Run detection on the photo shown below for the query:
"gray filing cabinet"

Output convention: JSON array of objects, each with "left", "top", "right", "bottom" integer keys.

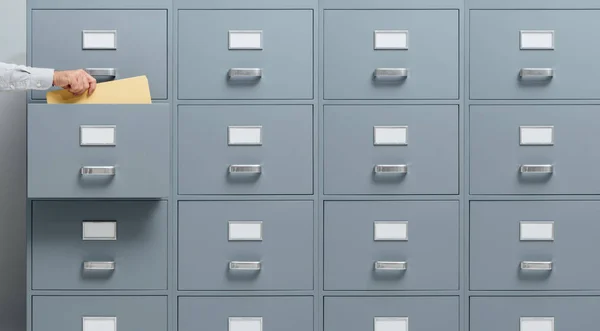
[{"left": 26, "top": 0, "right": 600, "bottom": 331}]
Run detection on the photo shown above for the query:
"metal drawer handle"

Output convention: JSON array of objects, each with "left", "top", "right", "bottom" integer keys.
[
  {"left": 520, "top": 164, "right": 553, "bottom": 174},
  {"left": 80, "top": 166, "right": 116, "bottom": 176},
  {"left": 228, "top": 68, "right": 262, "bottom": 79},
  {"left": 84, "top": 68, "right": 117, "bottom": 81},
  {"left": 374, "top": 261, "right": 407, "bottom": 271},
  {"left": 373, "top": 68, "right": 408, "bottom": 79},
  {"left": 519, "top": 68, "right": 554, "bottom": 79},
  {"left": 83, "top": 261, "right": 115, "bottom": 271},
  {"left": 229, "top": 164, "right": 261, "bottom": 174},
  {"left": 520, "top": 261, "right": 552, "bottom": 271},
  {"left": 374, "top": 164, "right": 408, "bottom": 174},
  {"left": 229, "top": 261, "right": 261, "bottom": 271}
]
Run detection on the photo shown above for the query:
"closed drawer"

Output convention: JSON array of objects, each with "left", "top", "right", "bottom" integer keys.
[
  {"left": 324, "top": 105, "right": 458, "bottom": 195},
  {"left": 470, "top": 105, "right": 600, "bottom": 195},
  {"left": 33, "top": 296, "right": 166, "bottom": 331},
  {"left": 27, "top": 104, "right": 169, "bottom": 198},
  {"left": 471, "top": 297, "right": 600, "bottom": 331},
  {"left": 178, "top": 105, "right": 313, "bottom": 195},
  {"left": 178, "top": 201, "right": 313, "bottom": 291},
  {"left": 323, "top": 10, "right": 458, "bottom": 100},
  {"left": 179, "top": 297, "right": 313, "bottom": 331},
  {"left": 32, "top": 201, "right": 167, "bottom": 290},
  {"left": 470, "top": 201, "right": 600, "bottom": 291},
  {"left": 470, "top": 10, "right": 600, "bottom": 100},
  {"left": 324, "top": 201, "right": 459, "bottom": 291},
  {"left": 178, "top": 10, "right": 313, "bottom": 100},
  {"left": 325, "top": 297, "right": 459, "bottom": 331},
  {"left": 31, "top": 10, "right": 167, "bottom": 100}
]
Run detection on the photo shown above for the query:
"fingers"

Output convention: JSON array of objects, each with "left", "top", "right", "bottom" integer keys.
[
  {"left": 86, "top": 73, "right": 97, "bottom": 95},
  {"left": 54, "top": 69, "right": 98, "bottom": 95}
]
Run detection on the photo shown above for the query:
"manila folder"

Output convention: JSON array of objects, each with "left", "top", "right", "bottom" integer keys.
[{"left": 46, "top": 75, "right": 151, "bottom": 104}]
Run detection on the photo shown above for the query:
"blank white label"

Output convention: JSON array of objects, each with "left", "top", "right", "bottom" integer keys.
[
  {"left": 80, "top": 126, "right": 116, "bottom": 146},
  {"left": 83, "top": 221, "right": 117, "bottom": 240},
  {"left": 520, "top": 126, "right": 553, "bottom": 146},
  {"left": 520, "top": 317, "right": 554, "bottom": 331},
  {"left": 374, "top": 30, "right": 408, "bottom": 50},
  {"left": 374, "top": 126, "right": 408, "bottom": 145},
  {"left": 374, "top": 221, "right": 408, "bottom": 241},
  {"left": 374, "top": 317, "right": 408, "bottom": 331},
  {"left": 228, "top": 221, "right": 263, "bottom": 241},
  {"left": 229, "top": 30, "right": 263, "bottom": 50},
  {"left": 520, "top": 221, "right": 554, "bottom": 241},
  {"left": 83, "top": 317, "right": 117, "bottom": 331},
  {"left": 228, "top": 126, "right": 262, "bottom": 145},
  {"left": 82, "top": 30, "right": 117, "bottom": 50},
  {"left": 520, "top": 30, "right": 554, "bottom": 50},
  {"left": 229, "top": 317, "right": 262, "bottom": 331}
]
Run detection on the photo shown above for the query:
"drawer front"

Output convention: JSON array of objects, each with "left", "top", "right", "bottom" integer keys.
[
  {"left": 33, "top": 296, "right": 166, "bottom": 331},
  {"left": 470, "top": 201, "right": 600, "bottom": 291},
  {"left": 470, "top": 10, "right": 600, "bottom": 100},
  {"left": 178, "top": 10, "right": 313, "bottom": 100},
  {"left": 179, "top": 297, "right": 313, "bottom": 331},
  {"left": 470, "top": 105, "right": 600, "bottom": 195},
  {"left": 325, "top": 297, "right": 459, "bottom": 331},
  {"left": 178, "top": 201, "right": 313, "bottom": 291},
  {"left": 27, "top": 104, "right": 170, "bottom": 199},
  {"left": 323, "top": 10, "right": 458, "bottom": 100},
  {"left": 178, "top": 105, "right": 313, "bottom": 195},
  {"left": 471, "top": 297, "right": 600, "bottom": 331},
  {"left": 324, "top": 105, "right": 458, "bottom": 195},
  {"left": 31, "top": 10, "right": 167, "bottom": 100},
  {"left": 32, "top": 201, "right": 167, "bottom": 290},
  {"left": 324, "top": 201, "right": 459, "bottom": 291}
]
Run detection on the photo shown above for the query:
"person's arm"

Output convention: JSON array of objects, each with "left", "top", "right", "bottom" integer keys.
[{"left": 0, "top": 62, "right": 54, "bottom": 91}]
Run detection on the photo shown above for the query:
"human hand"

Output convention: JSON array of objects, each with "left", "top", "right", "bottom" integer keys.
[{"left": 52, "top": 69, "right": 97, "bottom": 95}]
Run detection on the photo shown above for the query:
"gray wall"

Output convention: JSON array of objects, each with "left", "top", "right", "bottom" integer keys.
[{"left": 0, "top": 0, "right": 27, "bottom": 330}]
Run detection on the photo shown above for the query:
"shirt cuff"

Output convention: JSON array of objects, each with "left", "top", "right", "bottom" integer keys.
[{"left": 26, "top": 67, "right": 54, "bottom": 90}]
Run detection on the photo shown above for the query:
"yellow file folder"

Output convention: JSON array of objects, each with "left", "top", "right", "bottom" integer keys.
[{"left": 46, "top": 75, "right": 152, "bottom": 104}]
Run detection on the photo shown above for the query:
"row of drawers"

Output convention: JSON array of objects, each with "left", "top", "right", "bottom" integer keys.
[
  {"left": 27, "top": 103, "right": 600, "bottom": 198},
  {"left": 30, "top": 9, "right": 600, "bottom": 100},
  {"left": 32, "top": 295, "right": 600, "bottom": 331},
  {"left": 30, "top": 200, "right": 600, "bottom": 291}
]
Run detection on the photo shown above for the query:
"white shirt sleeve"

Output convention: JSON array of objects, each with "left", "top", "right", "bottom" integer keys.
[{"left": 0, "top": 62, "right": 54, "bottom": 91}]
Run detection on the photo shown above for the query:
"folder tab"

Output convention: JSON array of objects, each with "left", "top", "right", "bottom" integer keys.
[{"left": 46, "top": 75, "right": 152, "bottom": 104}]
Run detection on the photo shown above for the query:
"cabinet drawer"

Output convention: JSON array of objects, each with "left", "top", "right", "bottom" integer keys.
[
  {"left": 470, "top": 105, "right": 600, "bottom": 195},
  {"left": 177, "top": 105, "right": 313, "bottom": 195},
  {"left": 178, "top": 10, "right": 313, "bottom": 100},
  {"left": 323, "top": 10, "right": 458, "bottom": 100},
  {"left": 33, "top": 296, "right": 166, "bottom": 331},
  {"left": 324, "top": 105, "right": 458, "bottom": 195},
  {"left": 325, "top": 297, "right": 459, "bottom": 331},
  {"left": 31, "top": 10, "right": 167, "bottom": 100},
  {"left": 470, "top": 201, "right": 600, "bottom": 291},
  {"left": 178, "top": 201, "right": 313, "bottom": 291},
  {"left": 324, "top": 201, "right": 459, "bottom": 291},
  {"left": 32, "top": 201, "right": 167, "bottom": 290},
  {"left": 179, "top": 297, "right": 313, "bottom": 331},
  {"left": 27, "top": 104, "right": 170, "bottom": 198},
  {"left": 470, "top": 10, "right": 600, "bottom": 100},
  {"left": 471, "top": 297, "right": 600, "bottom": 331}
]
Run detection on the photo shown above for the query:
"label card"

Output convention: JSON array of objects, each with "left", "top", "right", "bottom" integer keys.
[
  {"left": 374, "top": 30, "right": 409, "bottom": 50},
  {"left": 374, "top": 126, "right": 408, "bottom": 146},
  {"left": 520, "top": 30, "right": 554, "bottom": 50},
  {"left": 82, "top": 30, "right": 117, "bottom": 50},
  {"left": 374, "top": 317, "right": 409, "bottom": 331},
  {"left": 80, "top": 125, "right": 116, "bottom": 146},
  {"left": 520, "top": 126, "right": 554, "bottom": 146},
  {"left": 520, "top": 317, "right": 554, "bottom": 331},
  {"left": 228, "top": 126, "right": 262, "bottom": 146},
  {"left": 520, "top": 221, "right": 554, "bottom": 241},
  {"left": 229, "top": 317, "right": 263, "bottom": 331},
  {"left": 228, "top": 221, "right": 263, "bottom": 241},
  {"left": 82, "top": 317, "right": 117, "bottom": 331},
  {"left": 374, "top": 221, "right": 408, "bottom": 241},
  {"left": 83, "top": 221, "right": 117, "bottom": 241},
  {"left": 229, "top": 30, "right": 263, "bottom": 50}
]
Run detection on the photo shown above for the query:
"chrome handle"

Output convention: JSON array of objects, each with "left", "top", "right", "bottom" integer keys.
[
  {"left": 84, "top": 68, "right": 117, "bottom": 81},
  {"left": 83, "top": 261, "right": 115, "bottom": 271},
  {"left": 228, "top": 68, "right": 262, "bottom": 79},
  {"left": 80, "top": 166, "right": 116, "bottom": 176},
  {"left": 229, "top": 261, "right": 261, "bottom": 271},
  {"left": 228, "top": 164, "right": 261, "bottom": 174},
  {"left": 373, "top": 68, "right": 408, "bottom": 79},
  {"left": 374, "top": 164, "right": 408, "bottom": 174},
  {"left": 520, "top": 261, "right": 552, "bottom": 271},
  {"left": 520, "top": 164, "right": 553, "bottom": 174},
  {"left": 519, "top": 68, "right": 554, "bottom": 79},
  {"left": 374, "top": 261, "right": 407, "bottom": 271}
]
